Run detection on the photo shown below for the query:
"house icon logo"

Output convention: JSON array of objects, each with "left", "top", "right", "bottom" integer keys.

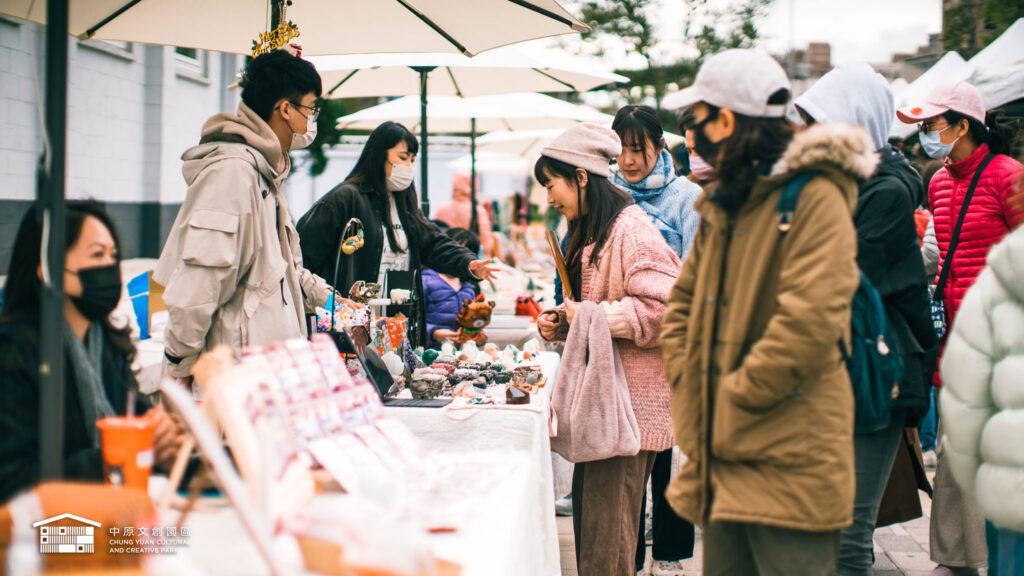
[{"left": 32, "top": 513, "right": 100, "bottom": 554}]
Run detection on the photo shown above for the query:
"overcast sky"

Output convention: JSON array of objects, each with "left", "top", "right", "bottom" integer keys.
[
  {"left": 755, "top": 0, "right": 943, "bottom": 64},
  {"left": 559, "top": 0, "right": 944, "bottom": 69}
]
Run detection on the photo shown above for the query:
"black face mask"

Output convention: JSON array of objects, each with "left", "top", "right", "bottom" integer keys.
[{"left": 68, "top": 264, "right": 122, "bottom": 321}]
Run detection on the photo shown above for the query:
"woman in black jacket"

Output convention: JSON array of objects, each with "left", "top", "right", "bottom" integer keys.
[
  {"left": 795, "top": 62, "right": 937, "bottom": 576},
  {"left": 0, "top": 201, "right": 184, "bottom": 504},
  {"left": 296, "top": 121, "right": 497, "bottom": 346}
]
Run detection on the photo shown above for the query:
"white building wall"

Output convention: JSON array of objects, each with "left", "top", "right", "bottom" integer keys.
[
  {"left": 0, "top": 16, "right": 243, "bottom": 272},
  {"left": 1, "top": 17, "right": 44, "bottom": 201}
]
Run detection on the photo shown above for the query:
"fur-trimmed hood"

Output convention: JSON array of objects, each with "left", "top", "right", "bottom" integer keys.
[{"left": 771, "top": 122, "right": 879, "bottom": 181}]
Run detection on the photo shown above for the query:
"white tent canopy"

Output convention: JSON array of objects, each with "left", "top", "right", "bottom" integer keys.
[
  {"left": 336, "top": 93, "right": 614, "bottom": 133},
  {"left": 967, "top": 18, "right": 1024, "bottom": 70},
  {"left": 890, "top": 51, "right": 973, "bottom": 138},
  {"left": 967, "top": 18, "right": 1024, "bottom": 110},
  {"left": 313, "top": 44, "right": 627, "bottom": 99},
  {"left": 891, "top": 19, "right": 1024, "bottom": 139},
  {"left": 2, "top": 0, "right": 589, "bottom": 57}
]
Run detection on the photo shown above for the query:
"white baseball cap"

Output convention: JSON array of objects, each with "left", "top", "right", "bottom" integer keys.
[{"left": 662, "top": 49, "right": 792, "bottom": 118}]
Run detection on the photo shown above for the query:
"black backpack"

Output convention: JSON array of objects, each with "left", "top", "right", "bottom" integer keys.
[{"left": 778, "top": 172, "right": 904, "bottom": 433}]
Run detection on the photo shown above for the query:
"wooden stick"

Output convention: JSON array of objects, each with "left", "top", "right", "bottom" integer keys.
[
  {"left": 545, "top": 230, "right": 574, "bottom": 302},
  {"left": 156, "top": 435, "right": 195, "bottom": 519}
]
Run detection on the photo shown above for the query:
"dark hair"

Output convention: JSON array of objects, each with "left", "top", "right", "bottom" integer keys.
[
  {"left": 533, "top": 156, "right": 634, "bottom": 291},
  {"left": 920, "top": 160, "right": 944, "bottom": 208},
  {"left": 345, "top": 121, "right": 430, "bottom": 252},
  {"left": 677, "top": 108, "right": 695, "bottom": 136},
  {"left": 709, "top": 89, "right": 796, "bottom": 210},
  {"left": 240, "top": 51, "right": 323, "bottom": 121},
  {"left": 613, "top": 105, "right": 664, "bottom": 165},
  {"left": 673, "top": 144, "right": 691, "bottom": 176},
  {"left": 445, "top": 227, "right": 480, "bottom": 256},
  {"left": 941, "top": 109, "right": 1020, "bottom": 157},
  {"left": 0, "top": 201, "right": 135, "bottom": 364}
]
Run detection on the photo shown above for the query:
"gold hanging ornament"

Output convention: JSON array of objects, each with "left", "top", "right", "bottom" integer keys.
[
  {"left": 251, "top": 1, "right": 301, "bottom": 57},
  {"left": 251, "top": 20, "right": 300, "bottom": 56}
]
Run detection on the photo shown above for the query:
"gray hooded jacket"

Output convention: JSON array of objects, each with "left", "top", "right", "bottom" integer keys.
[{"left": 154, "top": 102, "right": 332, "bottom": 378}]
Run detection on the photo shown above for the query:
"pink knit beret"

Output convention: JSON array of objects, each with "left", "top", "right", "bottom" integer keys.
[{"left": 540, "top": 123, "right": 621, "bottom": 178}]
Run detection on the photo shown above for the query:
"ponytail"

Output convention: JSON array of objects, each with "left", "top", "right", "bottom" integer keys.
[
  {"left": 981, "top": 109, "right": 1019, "bottom": 156},
  {"left": 944, "top": 109, "right": 1021, "bottom": 156}
]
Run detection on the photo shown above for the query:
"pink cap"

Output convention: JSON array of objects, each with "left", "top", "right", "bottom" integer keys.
[{"left": 897, "top": 81, "right": 985, "bottom": 125}]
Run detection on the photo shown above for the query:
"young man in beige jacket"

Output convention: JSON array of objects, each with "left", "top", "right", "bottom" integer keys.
[{"left": 155, "top": 50, "right": 342, "bottom": 379}]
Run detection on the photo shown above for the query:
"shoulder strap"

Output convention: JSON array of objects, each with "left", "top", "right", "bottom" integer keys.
[
  {"left": 777, "top": 172, "right": 817, "bottom": 234},
  {"left": 934, "top": 153, "right": 996, "bottom": 300}
]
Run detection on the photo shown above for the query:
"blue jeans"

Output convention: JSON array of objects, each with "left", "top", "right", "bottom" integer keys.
[
  {"left": 837, "top": 411, "right": 906, "bottom": 576},
  {"left": 919, "top": 388, "right": 937, "bottom": 452},
  {"left": 995, "top": 528, "right": 1024, "bottom": 575}
]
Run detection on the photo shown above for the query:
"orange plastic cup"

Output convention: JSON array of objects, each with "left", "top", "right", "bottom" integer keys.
[{"left": 96, "top": 415, "right": 156, "bottom": 491}]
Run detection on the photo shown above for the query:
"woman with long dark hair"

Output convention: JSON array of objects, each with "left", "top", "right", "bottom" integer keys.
[
  {"left": 297, "top": 121, "right": 496, "bottom": 345},
  {"left": 0, "top": 201, "right": 184, "bottom": 504},
  {"left": 536, "top": 123, "right": 681, "bottom": 576},
  {"left": 661, "top": 49, "right": 877, "bottom": 574}
]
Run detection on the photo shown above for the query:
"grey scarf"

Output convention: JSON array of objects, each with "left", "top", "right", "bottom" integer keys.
[{"left": 63, "top": 321, "right": 115, "bottom": 447}]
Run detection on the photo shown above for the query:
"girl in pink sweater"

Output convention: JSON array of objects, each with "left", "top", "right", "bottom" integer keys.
[{"left": 537, "top": 123, "right": 681, "bottom": 576}]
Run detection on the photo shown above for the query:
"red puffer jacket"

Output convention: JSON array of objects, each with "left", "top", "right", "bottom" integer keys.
[{"left": 931, "top": 143, "right": 1023, "bottom": 385}]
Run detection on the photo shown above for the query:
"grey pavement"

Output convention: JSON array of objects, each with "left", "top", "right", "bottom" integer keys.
[{"left": 557, "top": 469, "right": 987, "bottom": 576}]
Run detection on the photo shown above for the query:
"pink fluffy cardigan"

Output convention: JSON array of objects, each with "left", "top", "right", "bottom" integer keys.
[{"left": 544, "top": 205, "right": 681, "bottom": 451}]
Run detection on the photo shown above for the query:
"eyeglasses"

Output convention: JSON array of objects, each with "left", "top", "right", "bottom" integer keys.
[
  {"left": 288, "top": 101, "right": 321, "bottom": 121},
  {"left": 917, "top": 121, "right": 949, "bottom": 135}
]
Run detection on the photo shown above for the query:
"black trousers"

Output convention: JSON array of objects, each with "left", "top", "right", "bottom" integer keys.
[{"left": 635, "top": 448, "right": 696, "bottom": 569}]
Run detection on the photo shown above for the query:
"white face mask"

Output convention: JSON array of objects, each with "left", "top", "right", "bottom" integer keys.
[
  {"left": 386, "top": 162, "right": 415, "bottom": 192},
  {"left": 289, "top": 109, "right": 318, "bottom": 150}
]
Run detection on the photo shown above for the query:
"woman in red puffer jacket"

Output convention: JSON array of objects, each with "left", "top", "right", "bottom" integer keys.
[
  {"left": 898, "top": 82, "right": 1023, "bottom": 351},
  {"left": 898, "top": 80, "right": 1023, "bottom": 576}
]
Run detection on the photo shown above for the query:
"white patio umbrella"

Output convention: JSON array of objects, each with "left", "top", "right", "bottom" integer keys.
[
  {"left": 474, "top": 127, "right": 686, "bottom": 161},
  {"left": 313, "top": 44, "right": 627, "bottom": 216},
  {"left": 3, "top": 0, "right": 589, "bottom": 57},
  {"left": 336, "top": 92, "right": 614, "bottom": 132},
  {"left": 337, "top": 92, "right": 615, "bottom": 229},
  {"left": 446, "top": 152, "right": 532, "bottom": 177},
  {"left": 313, "top": 44, "right": 628, "bottom": 98},
  {"left": 4, "top": 0, "right": 590, "bottom": 487}
]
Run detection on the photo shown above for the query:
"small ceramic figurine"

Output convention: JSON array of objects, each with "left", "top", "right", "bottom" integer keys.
[
  {"left": 348, "top": 281, "right": 381, "bottom": 304},
  {"left": 454, "top": 294, "right": 495, "bottom": 344}
]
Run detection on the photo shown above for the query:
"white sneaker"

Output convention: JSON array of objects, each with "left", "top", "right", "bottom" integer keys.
[
  {"left": 923, "top": 450, "right": 937, "bottom": 469},
  {"left": 652, "top": 560, "right": 686, "bottom": 576}
]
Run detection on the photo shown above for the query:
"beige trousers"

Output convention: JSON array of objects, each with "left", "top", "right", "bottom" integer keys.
[{"left": 930, "top": 389, "right": 988, "bottom": 568}]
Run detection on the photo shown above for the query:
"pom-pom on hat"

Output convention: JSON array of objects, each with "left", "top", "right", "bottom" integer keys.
[{"left": 539, "top": 123, "right": 622, "bottom": 178}]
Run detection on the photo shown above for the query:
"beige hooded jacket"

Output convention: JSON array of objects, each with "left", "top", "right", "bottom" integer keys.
[{"left": 154, "top": 102, "right": 333, "bottom": 378}]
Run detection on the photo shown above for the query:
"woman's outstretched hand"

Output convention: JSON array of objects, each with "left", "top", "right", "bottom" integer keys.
[{"left": 468, "top": 259, "right": 500, "bottom": 282}]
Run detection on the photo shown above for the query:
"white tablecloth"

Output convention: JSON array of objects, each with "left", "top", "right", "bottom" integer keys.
[
  {"left": 384, "top": 351, "right": 562, "bottom": 576},
  {"left": 173, "top": 453, "right": 540, "bottom": 576}
]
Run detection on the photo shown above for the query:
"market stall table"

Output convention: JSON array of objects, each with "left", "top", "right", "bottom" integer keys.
[{"left": 384, "top": 351, "right": 561, "bottom": 576}]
